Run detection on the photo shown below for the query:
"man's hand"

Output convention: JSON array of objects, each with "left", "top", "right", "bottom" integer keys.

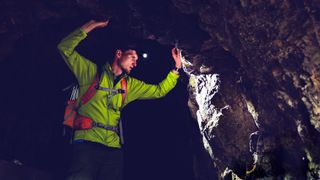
[
  {"left": 81, "top": 20, "right": 109, "bottom": 34},
  {"left": 171, "top": 48, "right": 182, "bottom": 69}
]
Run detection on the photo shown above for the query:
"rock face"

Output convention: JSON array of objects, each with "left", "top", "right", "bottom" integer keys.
[{"left": 0, "top": 0, "right": 320, "bottom": 179}]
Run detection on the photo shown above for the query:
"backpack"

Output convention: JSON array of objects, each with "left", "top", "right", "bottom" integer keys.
[{"left": 63, "top": 68, "right": 127, "bottom": 144}]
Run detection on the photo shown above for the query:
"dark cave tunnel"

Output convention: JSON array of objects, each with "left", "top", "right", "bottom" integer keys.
[{"left": 1, "top": 0, "right": 320, "bottom": 180}]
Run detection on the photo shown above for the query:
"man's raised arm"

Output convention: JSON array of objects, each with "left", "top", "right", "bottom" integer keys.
[
  {"left": 57, "top": 20, "right": 108, "bottom": 60},
  {"left": 125, "top": 48, "right": 183, "bottom": 103},
  {"left": 57, "top": 20, "right": 108, "bottom": 85}
]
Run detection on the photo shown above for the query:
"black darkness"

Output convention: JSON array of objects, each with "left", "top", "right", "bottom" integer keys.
[{"left": 0, "top": 16, "right": 196, "bottom": 180}]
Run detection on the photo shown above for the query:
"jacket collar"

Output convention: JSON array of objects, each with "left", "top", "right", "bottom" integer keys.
[{"left": 104, "top": 62, "right": 128, "bottom": 81}]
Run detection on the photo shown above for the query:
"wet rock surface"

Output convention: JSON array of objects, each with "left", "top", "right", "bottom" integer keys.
[{"left": 0, "top": 0, "right": 320, "bottom": 179}]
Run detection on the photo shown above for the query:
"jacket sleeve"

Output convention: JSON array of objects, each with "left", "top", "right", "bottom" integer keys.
[
  {"left": 57, "top": 28, "right": 96, "bottom": 85},
  {"left": 126, "top": 71, "right": 179, "bottom": 103}
]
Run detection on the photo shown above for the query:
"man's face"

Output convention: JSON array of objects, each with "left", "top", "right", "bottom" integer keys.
[{"left": 118, "top": 49, "right": 138, "bottom": 74}]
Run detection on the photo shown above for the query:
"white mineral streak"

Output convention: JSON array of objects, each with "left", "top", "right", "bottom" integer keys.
[
  {"left": 246, "top": 100, "right": 261, "bottom": 165},
  {"left": 246, "top": 100, "right": 260, "bottom": 129},
  {"left": 181, "top": 53, "right": 230, "bottom": 159},
  {"left": 193, "top": 74, "right": 229, "bottom": 158}
]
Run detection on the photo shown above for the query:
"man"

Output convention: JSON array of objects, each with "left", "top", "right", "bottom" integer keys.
[{"left": 57, "top": 20, "right": 182, "bottom": 180}]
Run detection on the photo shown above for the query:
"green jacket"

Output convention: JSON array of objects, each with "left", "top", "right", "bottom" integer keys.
[{"left": 57, "top": 28, "right": 179, "bottom": 148}]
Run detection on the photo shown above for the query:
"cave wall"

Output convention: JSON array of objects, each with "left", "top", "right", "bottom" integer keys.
[
  {"left": 176, "top": 0, "right": 320, "bottom": 179},
  {"left": 1, "top": 0, "right": 320, "bottom": 179}
]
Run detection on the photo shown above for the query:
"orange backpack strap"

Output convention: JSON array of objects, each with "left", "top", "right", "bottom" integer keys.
[
  {"left": 120, "top": 78, "right": 127, "bottom": 110},
  {"left": 63, "top": 72, "right": 100, "bottom": 129},
  {"left": 80, "top": 74, "right": 99, "bottom": 105},
  {"left": 119, "top": 78, "right": 127, "bottom": 145}
]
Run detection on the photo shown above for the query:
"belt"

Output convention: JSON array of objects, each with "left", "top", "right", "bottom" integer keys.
[{"left": 92, "top": 121, "right": 119, "bottom": 134}]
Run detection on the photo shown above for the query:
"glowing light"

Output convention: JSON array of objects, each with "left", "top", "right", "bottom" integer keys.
[{"left": 142, "top": 53, "right": 148, "bottom": 59}]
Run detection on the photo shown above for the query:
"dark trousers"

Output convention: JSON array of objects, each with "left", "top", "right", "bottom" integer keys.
[{"left": 66, "top": 141, "right": 123, "bottom": 180}]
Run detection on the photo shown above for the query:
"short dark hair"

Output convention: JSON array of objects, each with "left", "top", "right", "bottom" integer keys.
[
  {"left": 116, "top": 40, "right": 140, "bottom": 52},
  {"left": 100, "top": 41, "right": 137, "bottom": 62}
]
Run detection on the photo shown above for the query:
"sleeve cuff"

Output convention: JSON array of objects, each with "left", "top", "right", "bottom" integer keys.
[
  {"left": 78, "top": 28, "right": 88, "bottom": 38},
  {"left": 168, "top": 70, "right": 180, "bottom": 79}
]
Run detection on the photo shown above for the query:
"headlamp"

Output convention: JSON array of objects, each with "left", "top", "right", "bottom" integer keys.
[{"left": 142, "top": 53, "right": 148, "bottom": 59}]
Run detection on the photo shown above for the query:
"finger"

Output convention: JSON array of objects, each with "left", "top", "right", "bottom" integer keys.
[
  {"left": 94, "top": 21, "right": 108, "bottom": 28},
  {"left": 177, "top": 49, "right": 182, "bottom": 57},
  {"left": 101, "top": 20, "right": 109, "bottom": 26},
  {"left": 171, "top": 48, "right": 176, "bottom": 56},
  {"left": 173, "top": 47, "right": 179, "bottom": 54},
  {"left": 87, "top": 20, "right": 96, "bottom": 26},
  {"left": 103, "top": 21, "right": 109, "bottom": 27}
]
